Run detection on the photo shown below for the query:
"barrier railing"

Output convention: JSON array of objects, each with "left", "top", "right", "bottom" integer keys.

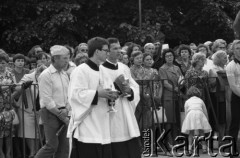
[
  {"left": 136, "top": 79, "right": 177, "bottom": 156},
  {"left": 136, "top": 76, "right": 229, "bottom": 156},
  {"left": 0, "top": 84, "right": 41, "bottom": 158},
  {"left": 0, "top": 75, "right": 229, "bottom": 157}
]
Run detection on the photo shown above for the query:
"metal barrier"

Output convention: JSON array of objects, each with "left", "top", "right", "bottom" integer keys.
[
  {"left": 178, "top": 76, "right": 227, "bottom": 131},
  {"left": 0, "top": 75, "right": 229, "bottom": 157},
  {"left": 0, "top": 84, "right": 41, "bottom": 158},
  {"left": 136, "top": 79, "right": 178, "bottom": 156},
  {"left": 136, "top": 76, "right": 228, "bottom": 156}
]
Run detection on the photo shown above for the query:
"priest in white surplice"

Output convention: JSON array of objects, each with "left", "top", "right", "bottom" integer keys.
[
  {"left": 100, "top": 38, "right": 141, "bottom": 157},
  {"left": 67, "top": 37, "right": 141, "bottom": 158}
]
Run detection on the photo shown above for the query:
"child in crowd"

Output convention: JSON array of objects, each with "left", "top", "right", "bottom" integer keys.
[{"left": 181, "top": 86, "right": 212, "bottom": 154}]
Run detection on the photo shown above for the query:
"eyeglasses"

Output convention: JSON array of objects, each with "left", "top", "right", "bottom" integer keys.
[
  {"left": 219, "top": 47, "right": 226, "bottom": 50},
  {"left": 165, "top": 55, "right": 173, "bottom": 58},
  {"left": 80, "top": 49, "right": 88, "bottom": 52},
  {"left": 101, "top": 49, "right": 109, "bottom": 53}
]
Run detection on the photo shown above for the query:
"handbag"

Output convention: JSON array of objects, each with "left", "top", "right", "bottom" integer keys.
[
  {"left": 11, "top": 109, "right": 19, "bottom": 125},
  {"left": 153, "top": 107, "right": 167, "bottom": 123}
]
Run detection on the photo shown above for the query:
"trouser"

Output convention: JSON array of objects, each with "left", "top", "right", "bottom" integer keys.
[
  {"left": 229, "top": 92, "right": 240, "bottom": 151},
  {"left": 35, "top": 108, "right": 69, "bottom": 158}
]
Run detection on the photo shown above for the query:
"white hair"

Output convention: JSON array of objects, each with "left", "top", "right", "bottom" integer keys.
[
  {"left": 144, "top": 43, "right": 155, "bottom": 49},
  {"left": 212, "top": 50, "right": 227, "bottom": 66}
]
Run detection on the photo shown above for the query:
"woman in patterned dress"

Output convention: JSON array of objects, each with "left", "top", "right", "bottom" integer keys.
[
  {"left": 0, "top": 54, "right": 16, "bottom": 158},
  {"left": 185, "top": 53, "right": 208, "bottom": 100},
  {"left": 130, "top": 51, "right": 144, "bottom": 80},
  {"left": 132, "top": 52, "right": 162, "bottom": 131}
]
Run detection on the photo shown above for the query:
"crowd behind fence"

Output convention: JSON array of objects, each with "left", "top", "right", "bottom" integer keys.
[{"left": 0, "top": 75, "right": 230, "bottom": 157}]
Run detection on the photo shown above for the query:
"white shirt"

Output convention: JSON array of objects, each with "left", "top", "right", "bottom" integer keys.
[
  {"left": 203, "top": 58, "right": 214, "bottom": 74},
  {"left": 66, "top": 61, "right": 76, "bottom": 77},
  {"left": 38, "top": 64, "right": 69, "bottom": 109},
  {"left": 226, "top": 60, "right": 240, "bottom": 97},
  {"left": 184, "top": 96, "right": 208, "bottom": 119}
]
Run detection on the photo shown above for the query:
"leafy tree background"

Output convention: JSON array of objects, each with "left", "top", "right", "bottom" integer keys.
[{"left": 0, "top": 0, "right": 239, "bottom": 55}]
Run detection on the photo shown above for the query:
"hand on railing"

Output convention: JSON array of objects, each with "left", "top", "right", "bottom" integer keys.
[{"left": 22, "top": 81, "right": 33, "bottom": 89}]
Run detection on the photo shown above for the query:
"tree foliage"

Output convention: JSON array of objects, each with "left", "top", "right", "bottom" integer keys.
[{"left": 0, "top": 0, "right": 239, "bottom": 55}]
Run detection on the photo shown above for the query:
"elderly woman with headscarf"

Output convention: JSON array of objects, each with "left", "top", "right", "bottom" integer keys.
[
  {"left": 208, "top": 50, "right": 228, "bottom": 143},
  {"left": 144, "top": 43, "right": 155, "bottom": 55},
  {"left": 73, "top": 43, "right": 88, "bottom": 59}
]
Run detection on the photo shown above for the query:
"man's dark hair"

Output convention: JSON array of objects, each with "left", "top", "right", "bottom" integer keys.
[
  {"left": 13, "top": 53, "right": 26, "bottom": 63},
  {"left": 88, "top": 37, "right": 109, "bottom": 58},
  {"left": 36, "top": 52, "right": 48, "bottom": 61},
  {"left": 124, "top": 42, "right": 133, "bottom": 47},
  {"left": 107, "top": 38, "right": 119, "bottom": 47}
]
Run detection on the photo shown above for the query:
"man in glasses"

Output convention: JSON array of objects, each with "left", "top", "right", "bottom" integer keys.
[{"left": 68, "top": 37, "right": 120, "bottom": 158}]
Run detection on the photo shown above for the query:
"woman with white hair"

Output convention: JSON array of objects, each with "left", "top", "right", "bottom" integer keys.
[
  {"left": 144, "top": 43, "right": 155, "bottom": 55},
  {"left": 73, "top": 43, "right": 88, "bottom": 59},
  {"left": 212, "top": 39, "right": 227, "bottom": 54},
  {"left": 208, "top": 50, "right": 228, "bottom": 145},
  {"left": 185, "top": 53, "right": 208, "bottom": 95}
]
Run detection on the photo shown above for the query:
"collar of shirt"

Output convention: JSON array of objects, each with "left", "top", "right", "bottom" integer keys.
[
  {"left": 86, "top": 59, "right": 99, "bottom": 71},
  {"left": 69, "top": 61, "right": 76, "bottom": 67},
  {"left": 49, "top": 64, "right": 66, "bottom": 74},
  {"left": 103, "top": 59, "right": 118, "bottom": 70},
  {"left": 234, "top": 58, "right": 240, "bottom": 65}
]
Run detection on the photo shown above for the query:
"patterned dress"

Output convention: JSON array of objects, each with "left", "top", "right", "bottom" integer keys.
[
  {"left": 0, "top": 70, "right": 16, "bottom": 138},
  {"left": 176, "top": 60, "right": 191, "bottom": 76},
  {"left": 130, "top": 65, "right": 145, "bottom": 80},
  {"left": 185, "top": 68, "right": 208, "bottom": 99},
  {"left": 131, "top": 65, "right": 161, "bottom": 130}
]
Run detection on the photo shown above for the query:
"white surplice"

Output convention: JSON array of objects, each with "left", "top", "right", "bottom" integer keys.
[
  {"left": 99, "top": 61, "right": 140, "bottom": 142},
  {"left": 67, "top": 60, "right": 140, "bottom": 147}
]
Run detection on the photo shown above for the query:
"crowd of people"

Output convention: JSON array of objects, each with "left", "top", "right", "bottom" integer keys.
[{"left": 0, "top": 37, "right": 239, "bottom": 158}]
